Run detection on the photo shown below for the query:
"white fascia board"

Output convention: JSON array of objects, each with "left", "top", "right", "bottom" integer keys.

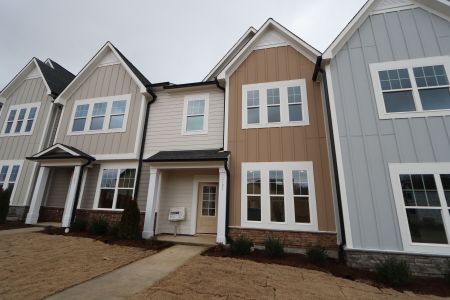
[
  {"left": 32, "top": 143, "right": 80, "bottom": 158},
  {"left": 54, "top": 42, "right": 148, "bottom": 105},
  {"left": 218, "top": 19, "right": 321, "bottom": 80}
]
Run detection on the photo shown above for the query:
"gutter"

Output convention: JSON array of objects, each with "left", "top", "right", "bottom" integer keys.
[
  {"left": 313, "top": 56, "right": 347, "bottom": 259},
  {"left": 133, "top": 87, "right": 157, "bottom": 201}
]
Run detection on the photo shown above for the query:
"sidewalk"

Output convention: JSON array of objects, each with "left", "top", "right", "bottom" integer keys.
[{"left": 47, "top": 244, "right": 207, "bottom": 300}]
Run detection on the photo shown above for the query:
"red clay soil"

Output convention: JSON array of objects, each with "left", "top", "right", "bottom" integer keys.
[
  {"left": 0, "top": 221, "right": 33, "bottom": 230},
  {"left": 203, "top": 246, "right": 450, "bottom": 298}
]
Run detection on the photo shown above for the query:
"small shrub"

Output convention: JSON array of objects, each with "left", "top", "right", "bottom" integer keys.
[
  {"left": 264, "top": 237, "right": 284, "bottom": 258},
  {"left": 0, "top": 188, "right": 12, "bottom": 224},
  {"left": 118, "top": 199, "right": 141, "bottom": 240},
  {"left": 89, "top": 218, "right": 109, "bottom": 235},
  {"left": 230, "top": 235, "right": 253, "bottom": 256},
  {"left": 70, "top": 219, "right": 87, "bottom": 232},
  {"left": 306, "top": 246, "right": 328, "bottom": 266},
  {"left": 376, "top": 257, "right": 411, "bottom": 287},
  {"left": 109, "top": 224, "right": 120, "bottom": 238},
  {"left": 445, "top": 261, "right": 450, "bottom": 283}
]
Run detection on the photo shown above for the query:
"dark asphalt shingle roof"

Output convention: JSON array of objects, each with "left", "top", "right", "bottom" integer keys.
[
  {"left": 145, "top": 149, "right": 230, "bottom": 162},
  {"left": 35, "top": 58, "right": 75, "bottom": 97}
]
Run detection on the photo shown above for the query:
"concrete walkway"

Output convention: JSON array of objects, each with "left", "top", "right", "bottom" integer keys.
[
  {"left": 47, "top": 244, "right": 207, "bottom": 300},
  {"left": 0, "top": 226, "right": 43, "bottom": 236}
]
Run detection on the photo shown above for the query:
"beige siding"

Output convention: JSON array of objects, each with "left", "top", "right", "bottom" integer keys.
[
  {"left": 227, "top": 46, "right": 336, "bottom": 232},
  {"left": 80, "top": 165, "right": 100, "bottom": 209},
  {"left": 0, "top": 77, "right": 54, "bottom": 206},
  {"left": 55, "top": 63, "right": 142, "bottom": 155},
  {"left": 145, "top": 87, "right": 224, "bottom": 156},
  {"left": 44, "top": 167, "right": 73, "bottom": 207}
]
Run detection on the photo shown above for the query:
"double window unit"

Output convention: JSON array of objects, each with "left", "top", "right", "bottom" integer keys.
[
  {"left": 242, "top": 79, "right": 309, "bottom": 128},
  {"left": 1, "top": 103, "right": 40, "bottom": 136},
  {"left": 68, "top": 95, "right": 130, "bottom": 134}
]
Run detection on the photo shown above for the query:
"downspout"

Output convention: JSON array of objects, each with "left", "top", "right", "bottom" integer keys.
[
  {"left": 313, "top": 56, "right": 347, "bottom": 260},
  {"left": 133, "top": 88, "right": 157, "bottom": 202},
  {"left": 215, "top": 77, "right": 232, "bottom": 243},
  {"left": 70, "top": 158, "right": 94, "bottom": 227}
]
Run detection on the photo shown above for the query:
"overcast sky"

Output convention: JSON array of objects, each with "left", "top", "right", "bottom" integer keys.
[{"left": 0, "top": 0, "right": 367, "bottom": 88}]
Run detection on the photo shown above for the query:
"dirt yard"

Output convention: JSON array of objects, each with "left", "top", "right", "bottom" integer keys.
[
  {"left": 0, "top": 232, "right": 154, "bottom": 300},
  {"left": 133, "top": 256, "right": 444, "bottom": 299}
]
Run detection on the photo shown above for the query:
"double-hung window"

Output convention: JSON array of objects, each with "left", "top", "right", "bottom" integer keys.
[
  {"left": 182, "top": 94, "right": 209, "bottom": 135},
  {"left": 0, "top": 161, "right": 22, "bottom": 203},
  {"left": 96, "top": 166, "right": 137, "bottom": 210},
  {"left": 1, "top": 103, "right": 40, "bottom": 136},
  {"left": 242, "top": 79, "right": 309, "bottom": 128},
  {"left": 69, "top": 95, "right": 131, "bottom": 134},
  {"left": 390, "top": 163, "right": 450, "bottom": 255},
  {"left": 241, "top": 162, "right": 318, "bottom": 231},
  {"left": 370, "top": 56, "right": 450, "bottom": 119}
]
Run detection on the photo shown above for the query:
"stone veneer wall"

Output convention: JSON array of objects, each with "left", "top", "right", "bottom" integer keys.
[
  {"left": 228, "top": 227, "right": 337, "bottom": 250},
  {"left": 7, "top": 206, "right": 29, "bottom": 221},
  {"left": 346, "top": 249, "right": 450, "bottom": 278}
]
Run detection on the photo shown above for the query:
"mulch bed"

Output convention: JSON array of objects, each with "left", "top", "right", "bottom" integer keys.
[
  {"left": 203, "top": 245, "right": 450, "bottom": 298},
  {"left": 0, "top": 221, "right": 33, "bottom": 231},
  {"left": 41, "top": 228, "right": 173, "bottom": 252}
]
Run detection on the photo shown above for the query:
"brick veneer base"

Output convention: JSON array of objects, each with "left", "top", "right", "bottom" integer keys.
[
  {"left": 39, "top": 207, "right": 64, "bottom": 222},
  {"left": 346, "top": 249, "right": 450, "bottom": 278},
  {"left": 75, "top": 209, "right": 146, "bottom": 230},
  {"left": 228, "top": 228, "right": 337, "bottom": 250},
  {"left": 7, "top": 206, "right": 29, "bottom": 221}
]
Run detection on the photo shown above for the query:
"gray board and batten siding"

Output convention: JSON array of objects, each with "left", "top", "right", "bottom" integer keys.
[{"left": 330, "top": 7, "right": 450, "bottom": 251}]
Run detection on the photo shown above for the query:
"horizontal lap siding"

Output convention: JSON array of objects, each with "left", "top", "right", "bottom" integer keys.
[
  {"left": 145, "top": 88, "right": 224, "bottom": 156},
  {"left": 228, "top": 46, "right": 335, "bottom": 232},
  {"left": 330, "top": 8, "right": 450, "bottom": 251},
  {"left": 0, "top": 77, "right": 53, "bottom": 206},
  {"left": 55, "top": 63, "right": 141, "bottom": 155}
]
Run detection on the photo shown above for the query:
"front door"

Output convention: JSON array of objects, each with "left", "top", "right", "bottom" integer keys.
[{"left": 196, "top": 183, "right": 218, "bottom": 234}]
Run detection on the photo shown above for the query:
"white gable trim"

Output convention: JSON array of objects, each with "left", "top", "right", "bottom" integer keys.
[
  {"left": 32, "top": 143, "right": 80, "bottom": 158},
  {"left": 54, "top": 42, "right": 149, "bottom": 105},
  {"left": 323, "top": 0, "right": 450, "bottom": 60},
  {"left": 217, "top": 19, "right": 321, "bottom": 80},
  {"left": 0, "top": 58, "right": 52, "bottom": 99}
]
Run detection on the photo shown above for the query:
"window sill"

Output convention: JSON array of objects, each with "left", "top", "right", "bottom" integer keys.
[
  {"left": 241, "top": 221, "right": 318, "bottom": 232},
  {"left": 0, "top": 132, "right": 34, "bottom": 138},
  {"left": 379, "top": 109, "right": 450, "bottom": 119},
  {"left": 242, "top": 121, "right": 310, "bottom": 129},
  {"left": 181, "top": 130, "right": 208, "bottom": 136},
  {"left": 93, "top": 208, "right": 125, "bottom": 212},
  {"left": 67, "top": 128, "right": 127, "bottom": 135}
]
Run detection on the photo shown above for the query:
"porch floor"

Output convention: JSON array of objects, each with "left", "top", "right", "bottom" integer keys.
[
  {"left": 36, "top": 222, "right": 62, "bottom": 227},
  {"left": 157, "top": 234, "right": 216, "bottom": 246}
]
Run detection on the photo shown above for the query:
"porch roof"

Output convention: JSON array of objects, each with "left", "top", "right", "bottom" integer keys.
[
  {"left": 27, "top": 143, "right": 95, "bottom": 162},
  {"left": 144, "top": 149, "right": 230, "bottom": 163}
]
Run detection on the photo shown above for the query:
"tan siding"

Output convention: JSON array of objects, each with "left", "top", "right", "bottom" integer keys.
[
  {"left": 55, "top": 63, "right": 142, "bottom": 155},
  {"left": 44, "top": 168, "right": 73, "bottom": 207},
  {"left": 80, "top": 165, "right": 100, "bottom": 209},
  {"left": 227, "top": 46, "right": 335, "bottom": 232}
]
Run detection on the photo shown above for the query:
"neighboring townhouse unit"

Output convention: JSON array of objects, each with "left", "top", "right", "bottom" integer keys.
[
  {"left": 215, "top": 19, "right": 338, "bottom": 250},
  {"left": 0, "top": 58, "right": 74, "bottom": 220},
  {"left": 316, "top": 0, "right": 450, "bottom": 276},
  {"left": 25, "top": 42, "right": 156, "bottom": 228}
]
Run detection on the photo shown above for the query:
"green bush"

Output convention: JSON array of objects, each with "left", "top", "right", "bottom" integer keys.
[
  {"left": 306, "top": 246, "right": 328, "bottom": 266},
  {"left": 70, "top": 219, "right": 87, "bottom": 232},
  {"left": 445, "top": 261, "right": 450, "bottom": 283},
  {"left": 118, "top": 199, "right": 141, "bottom": 240},
  {"left": 230, "top": 235, "right": 253, "bottom": 256},
  {"left": 376, "top": 257, "right": 412, "bottom": 287},
  {"left": 109, "top": 224, "right": 120, "bottom": 238},
  {"left": 264, "top": 237, "right": 284, "bottom": 258},
  {"left": 0, "top": 188, "right": 12, "bottom": 224},
  {"left": 89, "top": 218, "right": 109, "bottom": 235}
]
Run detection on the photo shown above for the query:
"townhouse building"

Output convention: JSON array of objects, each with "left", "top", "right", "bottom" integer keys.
[{"left": 316, "top": 0, "right": 450, "bottom": 276}]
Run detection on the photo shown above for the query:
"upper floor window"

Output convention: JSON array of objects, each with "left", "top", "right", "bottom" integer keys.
[
  {"left": 370, "top": 56, "right": 450, "bottom": 119},
  {"left": 68, "top": 95, "right": 131, "bottom": 135},
  {"left": 1, "top": 103, "right": 40, "bottom": 137},
  {"left": 182, "top": 94, "right": 209, "bottom": 135},
  {"left": 242, "top": 79, "right": 309, "bottom": 129}
]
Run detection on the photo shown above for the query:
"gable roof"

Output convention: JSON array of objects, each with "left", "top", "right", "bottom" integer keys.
[
  {"left": 0, "top": 58, "right": 74, "bottom": 100},
  {"left": 54, "top": 42, "right": 154, "bottom": 105},
  {"left": 322, "top": 0, "right": 450, "bottom": 60},
  {"left": 217, "top": 18, "right": 321, "bottom": 80},
  {"left": 27, "top": 143, "right": 95, "bottom": 162},
  {"left": 203, "top": 27, "right": 257, "bottom": 82}
]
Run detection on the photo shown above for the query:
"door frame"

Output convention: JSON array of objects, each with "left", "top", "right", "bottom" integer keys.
[{"left": 191, "top": 175, "right": 219, "bottom": 235}]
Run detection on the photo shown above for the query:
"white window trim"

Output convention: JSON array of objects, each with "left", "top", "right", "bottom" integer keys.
[
  {"left": 181, "top": 93, "right": 209, "bottom": 135},
  {"left": 241, "top": 161, "right": 318, "bottom": 231},
  {"left": 389, "top": 163, "right": 450, "bottom": 256},
  {"left": 242, "top": 79, "right": 309, "bottom": 129},
  {"left": 370, "top": 56, "right": 450, "bottom": 119},
  {"left": 93, "top": 161, "right": 138, "bottom": 211},
  {"left": 0, "top": 160, "right": 24, "bottom": 205},
  {"left": 0, "top": 103, "right": 41, "bottom": 137},
  {"left": 67, "top": 94, "right": 131, "bottom": 135}
]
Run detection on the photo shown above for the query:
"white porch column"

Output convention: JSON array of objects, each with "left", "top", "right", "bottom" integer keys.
[
  {"left": 142, "top": 168, "right": 160, "bottom": 239},
  {"left": 216, "top": 167, "right": 228, "bottom": 244},
  {"left": 25, "top": 166, "right": 50, "bottom": 224},
  {"left": 61, "top": 166, "right": 81, "bottom": 228}
]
